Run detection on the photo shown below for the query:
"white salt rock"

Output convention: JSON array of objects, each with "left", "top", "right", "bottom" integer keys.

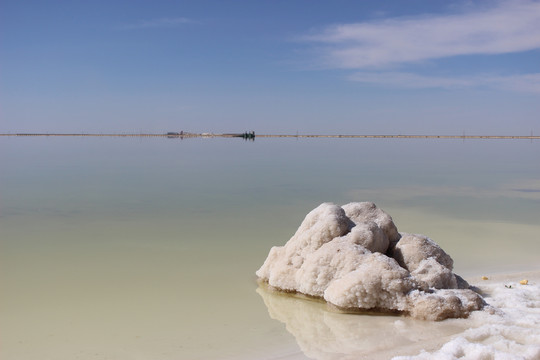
[
  {"left": 411, "top": 258, "right": 458, "bottom": 290},
  {"left": 255, "top": 203, "right": 350, "bottom": 291},
  {"left": 342, "top": 202, "right": 400, "bottom": 244},
  {"left": 296, "top": 238, "right": 369, "bottom": 297},
  {"left": 337, "top": 221, "right": 389, "bottom": 254},
  {"left": 284, "top": 202, "right": 351, "bottom": 262},
  {"left": 408, "top": 289, "right": 484, "bottom": 321},
  {"left": 392, "top": 233, "right": 454, "bottom": 272},
  {"left": 455, "top": 274, "right": 471, "bottom": 289},
  {"left": 256, "top": 245, "right": 299, "bottom": 291},
  {"left": 256, "top": 202, "right": 484, "bottom": 320},
  {"left": 324, "top": 252, "right": 414, "bottom": 312}
]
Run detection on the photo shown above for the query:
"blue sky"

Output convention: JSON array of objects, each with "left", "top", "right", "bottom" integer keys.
[{"left": 1, "top": 0, "right": 539, "bottom": 134}]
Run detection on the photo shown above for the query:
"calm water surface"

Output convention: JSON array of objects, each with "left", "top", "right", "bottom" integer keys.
[{"left": 1, "top": 137, "right": 539, "bottom": 359}]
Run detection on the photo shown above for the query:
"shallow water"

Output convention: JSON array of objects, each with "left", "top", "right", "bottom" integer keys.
[{"left": 1, "top": 137, "right": 539, "bottom": 359}]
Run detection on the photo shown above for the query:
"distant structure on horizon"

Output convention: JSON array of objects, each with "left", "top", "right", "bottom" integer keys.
[
  {"left": 166, "top": 131, "right": 184, "bottom": 138},
  {"left": 3, "top": 132, "right": 538, "bottom": 141}
]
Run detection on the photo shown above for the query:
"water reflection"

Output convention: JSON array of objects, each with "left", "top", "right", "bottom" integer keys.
[{"left": 256, "top": 283, "right": 469, "bottom": 360}]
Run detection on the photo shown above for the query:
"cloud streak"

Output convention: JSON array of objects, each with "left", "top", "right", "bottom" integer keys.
[
  {"left": 349, "top": 72, "right": 540, "bottom": 93},
  {"left": 121, "top": 17, "right": 198, "bottom": 30},
  {"left": 303, "top": 1, "right": 540, "bottom": 68}
]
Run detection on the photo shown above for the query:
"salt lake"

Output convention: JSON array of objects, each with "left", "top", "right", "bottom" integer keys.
[{"left": 1, "top": 136, "right": 539, "bottom": 359}]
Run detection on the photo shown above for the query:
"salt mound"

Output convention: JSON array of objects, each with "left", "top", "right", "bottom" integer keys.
[{"left": 256, "top": 202, "right": 484, "bottom": 320}]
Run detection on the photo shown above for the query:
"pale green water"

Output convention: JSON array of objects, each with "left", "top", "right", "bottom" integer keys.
[{"left": 1, "top": 137, "right": 539, "bottom": 359}]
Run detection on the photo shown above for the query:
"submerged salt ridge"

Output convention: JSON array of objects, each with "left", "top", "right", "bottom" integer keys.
[{"left": 256, "top": 202, "right": 484, "bottom": 320}]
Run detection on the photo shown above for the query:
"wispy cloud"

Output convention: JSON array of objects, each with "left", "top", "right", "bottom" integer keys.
[
  {"left": 303, "top": 1, "right": 540, "bottom": 68},
  {"left": 349, "top": 72, "right": 540, "bottom": 93},
  {"left": 299, "top": 1, "right": 540, "bottom": 93},
  {"left": 121, "top": 17, "right": 198, "bottom": 30}
]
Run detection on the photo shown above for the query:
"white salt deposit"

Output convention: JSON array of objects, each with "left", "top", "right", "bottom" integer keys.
[
  {"left": 257, "top": 273, "right": 540, "bottom": 360},
  {"left": 393, "top": 275, "right": 540, "bottom": 360},
  {"left": 256, "top": 202, "right": 484, "bottom": 320}
]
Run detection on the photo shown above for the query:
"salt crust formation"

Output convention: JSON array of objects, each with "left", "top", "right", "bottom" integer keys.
[
  {"left": 394, "top": 276, "right": 540, "bottom": 360},
  {"left": 256, "top": 202, "right": 485, "bottom": 321}
]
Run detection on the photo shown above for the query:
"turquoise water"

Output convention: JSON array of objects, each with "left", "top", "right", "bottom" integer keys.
[{"left": 1, "top": 137, "right": 539, "bottom": 359}]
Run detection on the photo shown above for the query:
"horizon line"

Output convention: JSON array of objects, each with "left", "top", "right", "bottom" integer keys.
[{"left": 1, "top": 133, "right": 539, "bottom": 140}]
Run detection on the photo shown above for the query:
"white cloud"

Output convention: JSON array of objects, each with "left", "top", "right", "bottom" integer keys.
[
  {"left": 349, "top": 72, "right": 473, "bottom": 88},
  {"left": 349, "top": 72, "right": 540, "bottom": 93},
  {"left": 121, "top": 17, "right": 198, "bottom": 30},
  {"left": 303, "top": 1, "right": 540, "bottom": 68}
]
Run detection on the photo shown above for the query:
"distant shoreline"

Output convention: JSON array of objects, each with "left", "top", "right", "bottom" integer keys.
[{"left": 1, "top": 133, "right": 539, "bottom": 140}]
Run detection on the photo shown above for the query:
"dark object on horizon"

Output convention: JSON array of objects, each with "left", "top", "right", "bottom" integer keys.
[
  {"left": 167, "top": 131, "right": 184, "bottom": 138},
  {"left": 234, "top": 131, "right": 255, "bottom": 141}
]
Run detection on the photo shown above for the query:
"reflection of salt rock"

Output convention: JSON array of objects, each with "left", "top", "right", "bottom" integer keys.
[
  {"left": 256, "top": 202, "right": 484, "bottom": 320},
  {"left": 256, "top": 284, "right": 471, "bottom": 360}
]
